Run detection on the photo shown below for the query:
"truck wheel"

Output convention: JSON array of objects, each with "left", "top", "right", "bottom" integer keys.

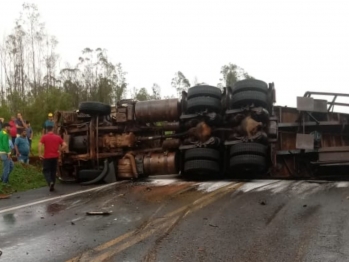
[
  {"left": 233, "top": 79, "right": 268, "bottom": 94},
  {"left": 230, "top": 142, "right": 267, "bottom": 157},
  {"left": 79, "top": 101, "right": 111, "bottom": 115},
  {"left": 229, "top": 155, "right": 266, "bottom": 171},
  {"left": 186, "top": 97, "right": 221, "bottom": 114},
  {"left": 184, "top": 160, "right": 220, "bottom": 174},
  {"left": 231, "top": 91, "right": 268, "bottom": 109},
  {"left": 185, "top": 148, "right": 220, "bottom": 161},
  {"left": 188, "top": 85, "right": 222, "bottom": 99}
]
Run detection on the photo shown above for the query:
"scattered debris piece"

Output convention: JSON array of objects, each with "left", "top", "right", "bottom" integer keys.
[
  {"left": 259, "top": 201, "right": 266, "bottom": 205},
  {"left": 209, "top": 224, "right": 218, "bottom": 228},
  {"left": 40, "top": 217, "right": 44, "bottom": 219},
  {"left": 86, "top": 211, "right": 112, "bottom": 216},
  {"left": 203, "top": 218, "right": 208, "bottom": 220},
  {"left": 0, "top": 194, "right": 10, "bottom": 199},
  {"left": 71, "top": 222, "right": 75, "bottom": 225},
  {"left": 303, "top": 204, "right": 307, "bottom": 207}
]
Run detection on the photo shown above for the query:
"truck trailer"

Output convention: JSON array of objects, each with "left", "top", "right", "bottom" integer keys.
[{"left": 53, "top": 79, "right": 349, "bottom": 184}]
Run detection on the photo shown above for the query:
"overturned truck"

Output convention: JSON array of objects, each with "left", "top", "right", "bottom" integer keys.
[{"left": 54, "top": 79, "right": 349, "bottom": 184}]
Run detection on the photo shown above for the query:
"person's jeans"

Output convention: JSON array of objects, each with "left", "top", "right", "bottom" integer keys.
[
  {"left": 1, "top": 154, "right": 14, "bottom": 183},
  {"left": 43, "top": 158, "right": 58, "bottom": 185},
  {"left": 18, "top": 155, "right": 29, "bottom": 164}
]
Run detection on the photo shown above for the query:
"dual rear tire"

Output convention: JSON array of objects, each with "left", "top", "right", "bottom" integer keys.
[{"left": 229, "top": 142, "right": 268, "bottom": 175}]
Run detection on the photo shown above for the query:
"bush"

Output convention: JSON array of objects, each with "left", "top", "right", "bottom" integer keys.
[{"left": 0, "top": 161, "right": 47, "bottom": 195}]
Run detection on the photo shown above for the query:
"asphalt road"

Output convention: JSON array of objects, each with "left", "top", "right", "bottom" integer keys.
[{"left": 1, "top": 178, "right": 349, "bottom": 262}]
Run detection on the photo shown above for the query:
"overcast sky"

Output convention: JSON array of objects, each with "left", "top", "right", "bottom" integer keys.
[{"left": 1, "top": 0, "right": 348, "bottom": 107}]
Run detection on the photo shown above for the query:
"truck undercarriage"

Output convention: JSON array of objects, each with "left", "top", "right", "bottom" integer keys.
[{"left": 54, "top": 79, "right": 349, "bottom": 184}]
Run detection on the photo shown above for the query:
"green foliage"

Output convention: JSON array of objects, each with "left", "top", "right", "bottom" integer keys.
[
  {"left": 134, "top": 87, "right": 151, "bottom": 101},
  {"left": 171, "top": 71, "right": 191, "bottom": 97},
  {"left": 30, "top": 133, "right": 41, "bottom": 155},
  {"left": 0, "top": 161, "right": 47, "bottom": 194},
  {"left": 220, "top": 63, "right": 253, "bottom": 87},
  {"left": 20, "top": 87, "right": 73, "bottom": 131}
]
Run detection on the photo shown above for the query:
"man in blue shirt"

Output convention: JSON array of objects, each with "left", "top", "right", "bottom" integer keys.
[
  {"left": 42, "top": 113, "right": 54, "bottom": 135},
  {"left": 26, "top": 121, "right": 33, "bottom": 150},
  {"left": 15, "top": 129, "right": 30, "bottom": 164}
]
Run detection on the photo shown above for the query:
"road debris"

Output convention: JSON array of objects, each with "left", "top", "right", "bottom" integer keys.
[
  {"left": 86, "top": 211, "right": 112, "bottom": 216},
  {"left": 0, "top": 194, "right": 10, "bottom": 199},
  {"left": 259, "top": 200, "right": 266, "bottom": 205},
  {"left": 209, "top": 224, "right": 219, "bottom": 228}
]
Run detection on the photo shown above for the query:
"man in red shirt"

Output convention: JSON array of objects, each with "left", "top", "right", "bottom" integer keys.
[{"left": 38, "top": 126, "right": 67, "bottom": 191}]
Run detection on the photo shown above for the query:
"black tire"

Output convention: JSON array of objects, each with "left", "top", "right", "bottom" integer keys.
[
  {"left": 187, "top": 97, "right": 221, "bottom": 113},
  {"left": 78, "top": 170, "right": 102, "bottom": 182},
  {"left": 188, "top": 85, "right": 222, "bottom": 99},
  {"left": 229, "top": 155, "right": 266, "bottom": 171},
  {"left": 231, "top": 91, "right": 268, "bottom": 109},
  {"left": 233, "top": 79, "right": 268, "bottom": 94},
  {"left": 230, "top": 143, "right": 267, "bottom": 157},
  {"left": 185, "top": 148, "right": 220, "bottom": 161},
  {"left": 184, "top": 160, "right": 220, "bottom": 174},
  {"left": 79, "top": 101, "right": 111, "bottom": 115}
]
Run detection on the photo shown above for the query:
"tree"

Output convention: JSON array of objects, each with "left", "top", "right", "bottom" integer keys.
[
  {"left": 150, "top": 83, "right": 161, "bottom": 100},
  {"left": 133, "top": 87, "right": 151, "bottom": 101},
  {"left": 171, "top": 71, "right": 190, "bottom": 97},
  {"left": 60, "top": 48, "right": 127, "bottom": 105},
  {"left": 114, "top": 63, "right": 127, "bottom": 102},
  {"left": 220, "top": 63, "right": 253, "bottom": 87}
]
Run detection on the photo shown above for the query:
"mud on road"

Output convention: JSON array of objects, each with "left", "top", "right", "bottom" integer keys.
[{"left": 1, "top": 179, "right": 349, "bottom": 262}]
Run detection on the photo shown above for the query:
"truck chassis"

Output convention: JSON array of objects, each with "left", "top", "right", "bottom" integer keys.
[{"left": 54, "top": 79, "right": 349, "bottom": 184}]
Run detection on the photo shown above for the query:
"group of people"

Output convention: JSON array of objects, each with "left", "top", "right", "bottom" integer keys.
[{"left": 0, "top": 112, "right": 67, "bottom": 192}]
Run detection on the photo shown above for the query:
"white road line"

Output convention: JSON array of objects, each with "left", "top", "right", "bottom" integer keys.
[{"left": 0, "top": 181, "right": 126, "bottom": 214}]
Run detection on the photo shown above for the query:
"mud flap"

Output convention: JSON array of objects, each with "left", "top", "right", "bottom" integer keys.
[
  {"left": 80, "top": 160, "right": 109, "bottom": 185},
  {"left": 103, "top": 161, "right": 117, "bottom": 183}
]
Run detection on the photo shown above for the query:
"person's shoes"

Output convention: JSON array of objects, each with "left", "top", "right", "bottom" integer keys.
[{"left": 49, "top": 183, "right": 55, "bottom": 192}]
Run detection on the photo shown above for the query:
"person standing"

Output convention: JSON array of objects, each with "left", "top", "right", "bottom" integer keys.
[
  {"left": 38, "top": 126, "right": 67, "bottom": 191},
  {"left": 15, "top": 129, "right": 30, "bottom": 164},
  {"left": 26, "top": 121, "right": 33, "bottom": 150},
  {"left": 0, "top": 123, "right": 14, "bottom": 184},
  {"left": 42, "top": 113, "right": 54, "bottom": 135},
  {"left": 15, "top": 113, "right": 27, "bottom": 137},
  {"left": 9, "top": 117, "right": 17, "bottom": 146}
]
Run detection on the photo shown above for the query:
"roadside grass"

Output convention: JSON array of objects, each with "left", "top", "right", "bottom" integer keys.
[
  {"left": 0, "top": 161, "right": 46, "bottom": 195},
  {"left": 30, "top": 133, "right": 41, "bottom": 156}
]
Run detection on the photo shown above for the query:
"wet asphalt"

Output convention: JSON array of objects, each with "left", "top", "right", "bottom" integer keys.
[{"left": 1, "top": 178, "right": 349, "bottom": 262}]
